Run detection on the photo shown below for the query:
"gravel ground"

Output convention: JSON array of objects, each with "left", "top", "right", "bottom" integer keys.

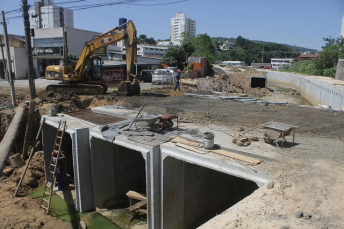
[{"left": 0, "top": 79, "right": 344, "bottom": 228}]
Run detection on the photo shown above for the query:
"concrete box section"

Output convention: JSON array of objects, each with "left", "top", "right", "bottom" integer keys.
[
  {"left": 250, "top": 76, "right": 267, "bottom": 88},
  {"left": 41, "top": 107, "right": 273, "bottom": 228},
  {"left": 42, "top": 115, "right": 95, "bottom": 212},
  {"left": 89, "top": 130, "right": 161, "bottom": 229},
  {"left": 160, "top": 143, "right": 272, "bottom": 229}
]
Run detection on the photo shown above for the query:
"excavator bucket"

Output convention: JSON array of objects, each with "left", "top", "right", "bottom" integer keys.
[{"left": 116, "top": 81, "right": 140, "bottom": 96}]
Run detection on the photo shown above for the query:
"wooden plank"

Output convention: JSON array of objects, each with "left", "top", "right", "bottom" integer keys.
[
  {"left": 126, "top": 191, "right": 147, "bottom": 201},
  {"left": 209, "top": 149, "right": 263, "bottom": 165},
  {"left": 175, "top": 143, "right": 207, "bottom": 154},
  {"left": 137, "top": 209, "right": 148, "bottom": 214},
  {"left": 128, "top": 199, "right": 147, "bottom": 212},
  {"left": 171, "top": 137, "right": 203, "bottom": 148}
]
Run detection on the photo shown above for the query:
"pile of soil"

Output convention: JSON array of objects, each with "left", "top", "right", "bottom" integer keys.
[
  {"left": 197, "top": 68, "right": 270, "bottom": 97},
  {"left": 2, "top": 151, "right": 45, "bottom": 196}
]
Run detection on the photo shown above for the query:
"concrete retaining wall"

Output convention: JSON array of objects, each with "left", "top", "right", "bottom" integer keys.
[{"left": 267, "top": 71, "right": 344, "bottom": 110}]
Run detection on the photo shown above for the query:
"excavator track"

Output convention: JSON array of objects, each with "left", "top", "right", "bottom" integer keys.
[{"left": 46, "top": 83, "right": 106, "bottom": 95}]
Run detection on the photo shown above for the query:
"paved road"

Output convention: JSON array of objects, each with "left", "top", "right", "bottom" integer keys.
[{"left": 0, "top": 78, "right": 156, "bottom": 94}]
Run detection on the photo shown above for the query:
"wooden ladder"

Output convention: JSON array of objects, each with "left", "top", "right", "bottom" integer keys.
[
  {"left": 40, "top": 121, "right": 66, "bottom": 215},
  {"left": 22, "top": 101, "right": 37, "bottom": 159},
  {"left": 14, "top": 118, "right": 45, "bottom": 197}
]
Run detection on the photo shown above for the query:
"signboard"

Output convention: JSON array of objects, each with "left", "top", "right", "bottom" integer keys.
[
  {"left": 32, "top": 47, "right": 63, "bottom": 56},
  {"left": 94, "top": 47, "right": 106, "bottom": 56}
]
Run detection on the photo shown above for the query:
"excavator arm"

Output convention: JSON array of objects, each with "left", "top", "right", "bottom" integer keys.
[
  {"left": 45, "top": 21, "right": 140, "bottom": 95},
  {"left": 74, "top": 20, "right": 138, "bottom": 81}
]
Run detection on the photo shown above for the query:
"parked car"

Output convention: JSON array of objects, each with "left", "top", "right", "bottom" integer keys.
[
  {"left": 137, "top": 70, "right": 153, "bottom": 82},
  {"left": 264, "top": 66, "right": 272, "bottom": 69},
  {"left": 165, "top": 66, "right": 178, "bottom": 73},
  {"left": 152, "top": 69, "right": 174, "bottom": 85}
]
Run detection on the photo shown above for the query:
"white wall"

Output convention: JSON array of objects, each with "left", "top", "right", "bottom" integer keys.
[
  {"left": 0, "top": 47, "right": 28, "bottom": 79},
  {"left": 267, "top": 71, "right": 344, "bottom": 110},
  {"left": 65, "top": 28, "right": 100, "bottom": 55}
]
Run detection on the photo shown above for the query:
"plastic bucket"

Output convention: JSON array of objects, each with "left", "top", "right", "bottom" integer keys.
[{"left": 203, "top": 132, "right": 215, "bottom": 150}]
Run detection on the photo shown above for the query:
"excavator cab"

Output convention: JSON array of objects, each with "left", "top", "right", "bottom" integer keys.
[{"left": 83, "top": 57, "right": 102, "bottom": 81}]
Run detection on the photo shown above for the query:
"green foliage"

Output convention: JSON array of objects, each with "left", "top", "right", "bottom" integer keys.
[
  {"left": 138, "top": 34, "right": 156, "bottom": 45},
  {"left": 216, "top": 36, "right": 299, "bottom": 64},
  {"left": 163, "top": 33, "right": 216, "bottom": 69},
  {"left": 68, "top": 53, "right": 78, "bottom": 60},
  {"left": 185, "top": 63, "right": 194, "bottom": 71},
  {"left": 283, "top": 60, "right": 320, "bottom": 76},
  {"left": 188, "top": 34, "right": 216, "bottom": 64},
  {"left": 283, "top": 37, "right": 344, "bottom": 78},
  {"left": 162, "top": 46, "right": 186, "bottom": 69}
]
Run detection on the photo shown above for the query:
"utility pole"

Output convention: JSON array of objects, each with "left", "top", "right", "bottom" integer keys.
[
  {"left": 63, "top": 29, "right": 68, "bottom": 65},
  {"left": 261, "top": 50, "right": 264, "bottom": 63},
  {"left": 22, "top": 0, "right": 36, "bottom": 100},
  {"left": 1, "top": 11, "right": 16, "bottom": 107},
  {"left": 0, "top": 35, "right": 6, "bottom": 79}
]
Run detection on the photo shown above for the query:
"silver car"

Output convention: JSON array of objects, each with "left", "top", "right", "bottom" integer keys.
[{"left": 152, "top": 69, "right": 174, "bottom": 85}]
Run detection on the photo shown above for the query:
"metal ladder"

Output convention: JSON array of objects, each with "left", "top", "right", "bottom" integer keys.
[
  {"left": 14, "top": 117, "right": 45, "bottom": 197},
  {"left": 40, "top": 121, "right": 66, "bottom": 215},
  {"left": 22, "top": 101, "right": 38, "bottom": 159}
]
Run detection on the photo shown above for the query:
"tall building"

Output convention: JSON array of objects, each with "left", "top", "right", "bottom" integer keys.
[
  {"left": 29, "top": 0, "right": 73, "bottom": 29},
  {"left": 341, "top": 14, "right": 344, "bottom": 37},
  {"left": 171, "top": 12, "right": 196, "bottom": 44}
]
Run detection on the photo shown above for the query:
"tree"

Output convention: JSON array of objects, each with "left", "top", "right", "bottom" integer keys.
[
  {"left": 162, "top": 46, "right": 186, "bottom": 69},
  {"left": 313, "top": 37, "right": 344, "bottom": 76},
  {"left": 138, "top": 34, "right": 156, "bottom": 45},
  {"left": 188, "top": 34, "right": 216, "bottom": 64}
]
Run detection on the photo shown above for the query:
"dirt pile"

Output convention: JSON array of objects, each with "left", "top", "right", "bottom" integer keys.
[
  {"left": 36, "top": 91, "right": 118, "bottom": 114},
  {"left": 197, "top": 68, "right": 270, "bottom": 96},
  {"left": 1, "top": 151, "right": 45, "bottom": 196}
]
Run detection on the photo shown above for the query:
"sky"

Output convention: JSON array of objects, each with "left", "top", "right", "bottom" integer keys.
[{"left": 1, "top": 0, "right": 344, "bottom": 51}]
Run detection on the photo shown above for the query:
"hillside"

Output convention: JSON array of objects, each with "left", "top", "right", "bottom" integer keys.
[{"left": 212, "top": 37, "right": 318, "bottom": 54}]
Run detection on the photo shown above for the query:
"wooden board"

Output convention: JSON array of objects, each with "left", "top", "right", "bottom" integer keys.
[
  {"left": 172, "top": 137, "right": 203, "bottom": 148},
  {"left": 209, "top": 149, "right": 263, "bottom": 165},
  {"left": 126, "top": 191, "right": 147, "bottom": 201},
  {"left": 128, "top": 199, "right": 147, "bottom": 212},
  {"left": 175, "top": 143, "right": 207, "bottom": 154}
]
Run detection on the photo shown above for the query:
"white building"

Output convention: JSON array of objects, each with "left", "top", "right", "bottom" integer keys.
[
  {"left": 137, "top": 45, "right": 168, "bottom": 57},
  {"left": 271, "top": 58, "right": 293, "bottom": 69},
  {"left": 29, "top": 0, "right": 74, "bottom": 29},
  {"left": 341, "top": 14, "right": 344, "bottom": 37},
  {"left": 171, "top": 12, "right": 196, "bottom": 44},
  {"left": 32, "top": 27, "right": 100, "bottom": 77}
]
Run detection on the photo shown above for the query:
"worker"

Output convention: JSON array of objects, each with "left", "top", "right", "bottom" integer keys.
[
  {"left": 174, "top": 69, "right": 181, "bottom": 91},
  {"left": 51, "top": 150, "right": 65, "bottom": 190}
]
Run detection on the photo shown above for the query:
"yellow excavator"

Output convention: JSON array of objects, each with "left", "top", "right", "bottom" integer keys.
[{"left": 45, "top": 20, "right": 140, "bottom": 96}]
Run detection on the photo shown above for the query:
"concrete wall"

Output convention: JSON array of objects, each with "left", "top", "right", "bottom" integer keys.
[
  {"left": 42, "top": 121, "right": 94, "bottom": 212},
  {"left": 90, "top": 137, "right": 146, "bottom": 208},
  {"left": 336, "top": 59, "right": 344, "bottom": 81},
  {"left": 267, "top": 71, "right": 344, "bottom": 110},
  {"left": 0, "top": 47, "right": 28, "bottom": 79},
  {"left": 65, "top": 27, "right": 100, "bottom": 55}
]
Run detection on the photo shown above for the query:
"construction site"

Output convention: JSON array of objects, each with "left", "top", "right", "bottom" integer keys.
[{"left": 1, "top": 64, "right": 344, "bottom": 228}]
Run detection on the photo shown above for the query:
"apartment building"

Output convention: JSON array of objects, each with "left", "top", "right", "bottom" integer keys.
[
  {"left": 29, "top": 0, "right": 73, "bottom": 29},
  {"left": 171, "top": 12, "right": 196, "bottom": 44}
]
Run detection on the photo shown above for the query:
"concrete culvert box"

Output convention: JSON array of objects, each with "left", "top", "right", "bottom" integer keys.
[
  {"left": 42, "top": 117, "right": 94, "bottom": 212},
  {"left": 90, "top": 138, "right": 147, "bottom": 209},
  {"left": 162, "top": 156, "right": 259, "bottom": 228},
  {"left": 250, "top": 76, "right": 267, "bottom": 88}
]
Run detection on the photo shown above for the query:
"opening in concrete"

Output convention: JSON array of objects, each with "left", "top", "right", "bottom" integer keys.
[
  {"left": 42, "top": 124, "right": 77, "bottom": 206},
  {"left": 250, "top": 76, "right": 267, "bottom": 88},
  {"left": 90, "top": 137, "right": 147, "bottom": 215},
  {"left": 163, "top": 156, "right": 259, "bottom": 229}
]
